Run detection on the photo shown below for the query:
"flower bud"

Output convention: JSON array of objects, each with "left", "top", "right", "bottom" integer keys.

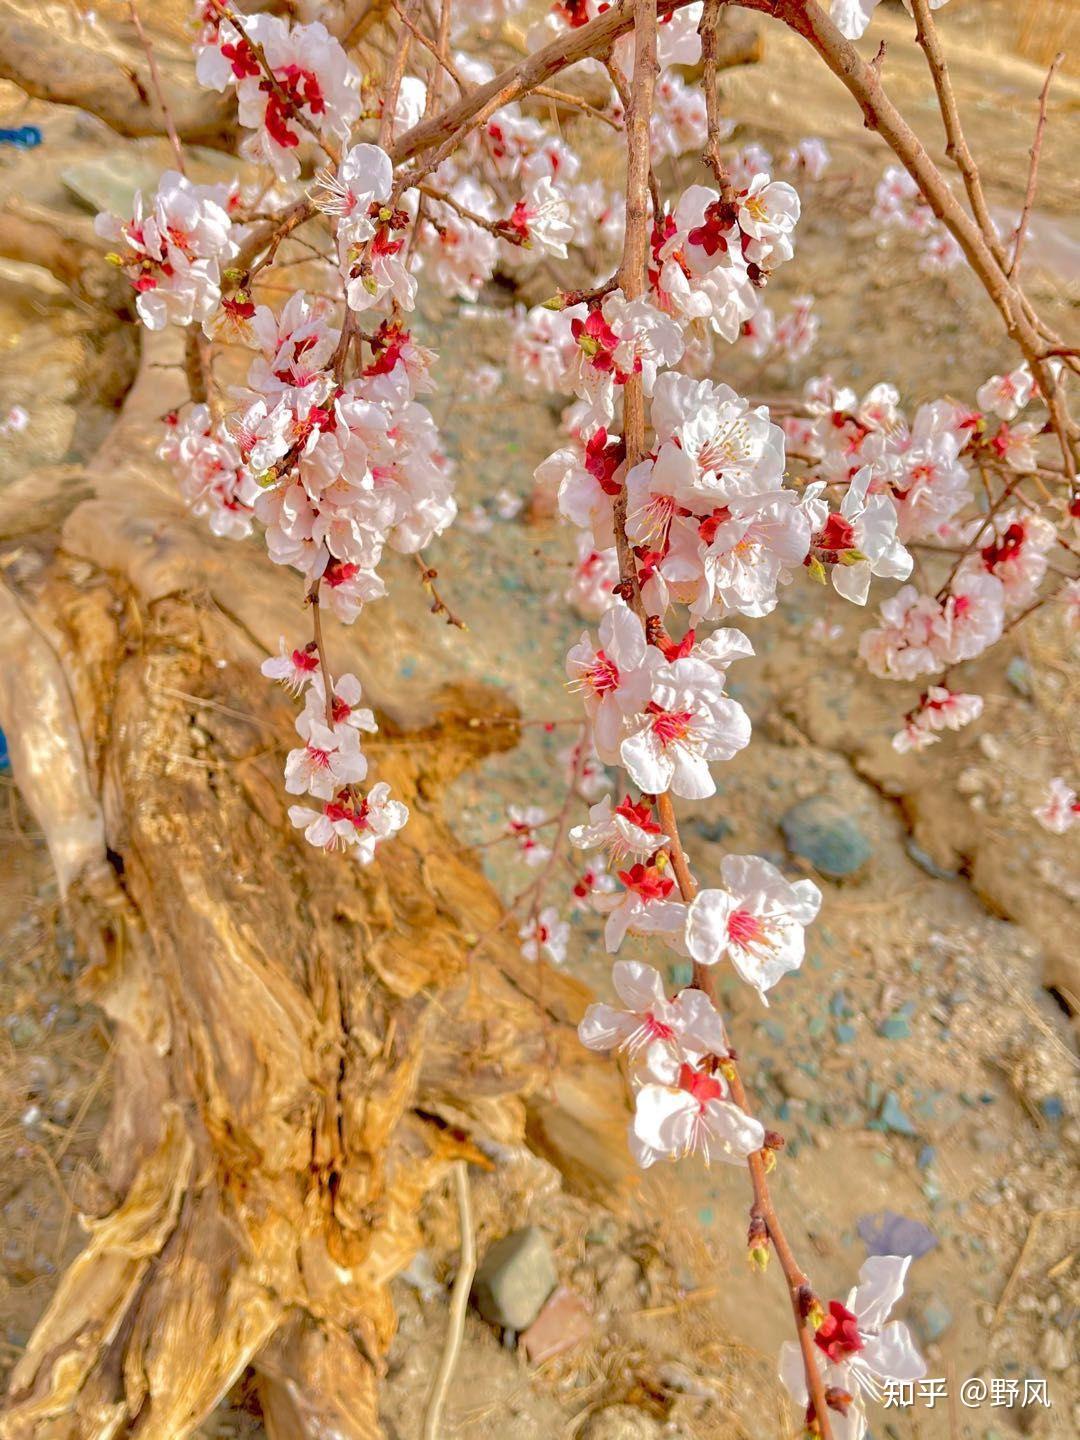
[{"left": 747, "top": 1213, "right": 770, "bottom": 1271}]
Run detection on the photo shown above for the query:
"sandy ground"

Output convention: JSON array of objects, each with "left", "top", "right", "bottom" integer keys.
[{"left": 0, "top": 2, "right": 1077, "bottom": 1437}]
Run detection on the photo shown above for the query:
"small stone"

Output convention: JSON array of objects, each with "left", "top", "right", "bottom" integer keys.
[
  {"left": 472, "top": 1226, "right": 557, "bottom": 1332},
  {"left": 857, "top": 1211, "right": 937, "bottom": 1260},
  {"left": 879, "top": 1093, "right": 918, "bottom": 1136},
  {"left": 1038, "top": 1326, "right": 1072, "bottom": 1373},
  {"left": 7, "top": 1016, "right": 39, "bottom": 1049},
  {"left": 905, "top": 840, "right": 958, "bottom": 880},
  {"left": 520, "top": 1286, "right": 592, "bottom": 1364},
  {"left": 1005, "top": 656, "right": 1034, "bottom": 699},
  {"left": 780, "top": 796, "right": 872, "bottom": 879},
  {"left": 581, "top": 1404, "right": 665, "bottom": 1440},
  {"left": 913, "top": 1295, "right": 953, "bottom": 1344},
  {"left": 878, "top": 1014, "right": 911, "bottom": 1040}
]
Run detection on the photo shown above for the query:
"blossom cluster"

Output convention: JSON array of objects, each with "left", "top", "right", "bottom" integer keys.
[
  {"left": 511, "top": 121, "right": 929, "bottom": 1428},
  {"left": 97, "top": 3, "right": 1071, "bottom": 1432},
  {"left": 872, "top": 164, "right": 963, "bottom": 274},
  {"left": 784, "top": 367, "right": 1061, "bottom": 699}
]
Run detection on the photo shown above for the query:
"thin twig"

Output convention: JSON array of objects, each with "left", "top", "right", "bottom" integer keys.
[
  {"left": 307, "top": 580, "right": 335, "bottom": 728},
  {"left": 1008, "top": 51, "right": 1063, "bottom": 280},
  {"left": 421, "top": 1160, "right": 476, "bottom": 1440},
  {"left": 698, "top": 0, "right": 737, "bottom": 203},
  {"left": 128, "top": 1, "right": 185, "bottom": 173},
  {"left": 909, "top": 0, "right": 1005, "bottom": 269},
  {"left": 380, "top": 0, "right": 423, "bottom": 150},
  {"left": 414, "top": 553, "right": 467, "bottom": 629}
]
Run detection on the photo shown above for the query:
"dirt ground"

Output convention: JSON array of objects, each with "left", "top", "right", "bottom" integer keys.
[{"left": 0, "top": 2, "right": 1077, "bottom": 1437}]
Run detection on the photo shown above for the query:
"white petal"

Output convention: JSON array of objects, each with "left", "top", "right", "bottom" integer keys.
[
  {"left": 860, "top": 1322, "right": 927, "bottom": 1384},
  {"left": 621, "top": 727, "right": 674, "bottom": 794},
  {"left": 832, "top": 559, "right": 872, "bottom": 606},
  {"left": 612, "top": 960, "right": 666, "bottom": 1012},
  {"left": 578, "top": 1003, "right": 634, "bottom": 1052},
  {"left": 701, "top": 1097, "right": 766, "bottom": 1161},
  {"left": 854, "top": 1255, "right": 911, "bottom": 1332},
  {"left": 685, "top": 889, "right": 736, "bottom": 966},
  {"left": 672, "top": 988, "right": 728, "bottom": 1057}
]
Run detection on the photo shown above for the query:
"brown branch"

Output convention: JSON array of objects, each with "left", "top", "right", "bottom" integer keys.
[
  {"left": 610, "top": 0, "right": 656, "bottom": 616},
  {"left": 698, "top": 0, "right": 737, "bottom": 203},
  {"left": 128, "top": 1, "right": 185, "bottom": 173},
  {"left": 389, "top": 0, "right": 465, "bottom": 92},
  {"left": 1008, "top": 51, "right": 1063, "bottom": 280},
  {"left": 379, "top": 0, "right": 423, "bottom": 149},
  {"left": 610, "top": 3, "right": 833, "bottom": 1433},
  {"left": 307, "top": 579, "right": 336, "bottom": 729},
  {"left": 531, "top": 85, "right": 622, "bottom": 130},
  {"left": 417, "top": 184, "right": 524, "bottom": 244},
  {"left": 392, "top": 0, "right": 691, "bottom": 166},
  {"left": 731, "top": 0, "right": 1077, "bottom": 481},
  {"left": 909, "top": 0, "right": 1005, "bottom": 269}
]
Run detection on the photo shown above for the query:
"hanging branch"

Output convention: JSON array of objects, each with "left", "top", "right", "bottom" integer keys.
[{"left": 613, "top": 2, "right": 835, "bottom": 1433}]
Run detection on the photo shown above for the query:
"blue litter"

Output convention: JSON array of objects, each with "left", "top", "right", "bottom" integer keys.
[
  {"left": 0, "top": 727, "right": 9, "bottom": 774},
  {"left": 858, "top": 1210, "right": 937, "bottom": 1260},
  {"left": 0, "top": 126, "right": 43, "bottom": 149}
]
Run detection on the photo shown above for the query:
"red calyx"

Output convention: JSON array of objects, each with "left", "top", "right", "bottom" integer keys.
[
  {"left": 814, "top": 1301, "right": 865, "bottom": 1364},
  {"left": 616, "top": 862, "right": 674, "bottom": 902}
]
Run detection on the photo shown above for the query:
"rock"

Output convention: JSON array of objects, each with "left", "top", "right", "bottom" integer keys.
[
  {"left": 905, "top": 839, "right": 958, "bottom": 880},
  {"left": 1005, "top": 656, "right": 1034, "bottom": 698},
  {"left": 913, "top": 1295, "right": 953, "bottom": 1344},
  {"left": 780, "top": 796, "right": 872, "bottom": 879},
  {"left": 61, "top": 158, "right": 166, "bottom": 217},
  {"left": 878, "top": 1093, "right": 918, "bottom": 1137},
  {"left": 472, "top": 1226, "right": 557, "bottom": 1332},
  {"left": 878, "top": 1014, "right": 911, "bottom": 1040},
  {"left": 520, "top": 1286, "right": 592, "bottom": 1364},
  {"left": 1038, "top": 1325, "right": 1072, "bottom": 1373},
  {"left": 581, "top": 1404, "right": 665, "bottom": 1440}
]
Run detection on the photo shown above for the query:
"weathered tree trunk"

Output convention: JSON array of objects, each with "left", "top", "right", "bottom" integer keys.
[{"left": 0, "top": 331, "right": 633, "bottom": 1439}]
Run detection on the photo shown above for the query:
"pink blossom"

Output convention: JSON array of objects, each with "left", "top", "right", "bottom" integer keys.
[
  {"left": 261, "top": 637, "right": 320, "bottom": 695},
  {"left": 96, "top": 171, "right": 236, "bottom": 331},
  {"left": 630, "top": 1048, "right": 765, "bottom": 1169},
  {"left": 976, "top": 365, "right": 1034, "bottom": 421},
  {"left": 1032, "top": 777, "right": 1078, "bottom": 835},
  {"left": 579, "top": 961, "right": 728, "bottom": 1066},
  {"left": 685, "top": 856, "right": 821, "bottom": 1003},
  {"left": 566, "top": 605, "right": 661, "bottom": 758},
  {"left": 196, "top": 16, "right": 361, "bottom": 182},
  {"left": 284, "top": 718, "right": 368, "bottom": 801},
  {"left": 289, "top": 780, "right": 407, "bottom": 862},
  {"left": 569, "top": 793, "right": 669, "bottom": 865},
  {"left": 519, "top": 906, "right": 570, "bottom": 965},
  {"left": 620, "top": 656, "right": 751, "bottom": 799},
  {"left": 891, "top": 687, "right": 983, "bottom": 754},
  {"left": 779, "top": 1255, "right": 926, "bottom": 1439}
]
